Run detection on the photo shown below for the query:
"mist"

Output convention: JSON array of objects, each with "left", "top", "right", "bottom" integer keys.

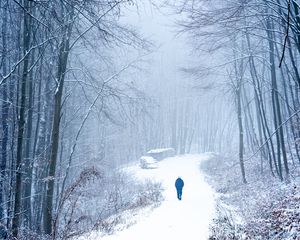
[{"left": 1, "top": 0, "right": 299, "bottom": 239}]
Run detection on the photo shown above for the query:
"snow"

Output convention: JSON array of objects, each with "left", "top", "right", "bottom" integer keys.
[
  {"left": 139, "top": 156, "right": 157, "bottom": 163},
  {"left": 83, "top": 154, "right": 216, "bottom": 240},
  {"left": 139, "top": 156, "right": 158, "bottom": 169},
  {"left": 146, "top": 148, "right": 174, "bottom": 154}
]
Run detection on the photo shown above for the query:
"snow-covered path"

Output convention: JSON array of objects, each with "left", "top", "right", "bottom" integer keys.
[{"left": 86, "top": 154, "right": 215, "bottom": 240}]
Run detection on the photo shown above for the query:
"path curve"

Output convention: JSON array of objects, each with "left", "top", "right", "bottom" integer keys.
[{"left": 87, "top": 154, "right": 215, "bottom": 240}]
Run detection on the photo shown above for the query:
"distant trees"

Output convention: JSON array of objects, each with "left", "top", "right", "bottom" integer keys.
[
  {"left": 0, "top": 0, "right": 153, "bottom": 238},
  {"left": 173, "top": 0, "right": 300, "bottom": 182}
]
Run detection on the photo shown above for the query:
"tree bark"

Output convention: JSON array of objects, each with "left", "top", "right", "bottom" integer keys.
[
  {"left": 43, "top": 14, "right": 73, "bottom": 236},
  {"left": 12, "top": 0, "right": 32, "bottom": 237},
  {"left": 23, "top": 50, "right": 35, "bottom": 229},
  {"left": 237, "top": 80, "right": 247, "bottom": 184},
  {"left": 0, "top": 1, "right": 9, "bottom": 237},
  {"left": 266, "top": 15, "right": 289, "bottom": 179}
]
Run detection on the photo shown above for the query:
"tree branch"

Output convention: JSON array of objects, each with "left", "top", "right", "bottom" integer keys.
[{"left": 279, "top": 0, "right": 291, "bottom": 68}]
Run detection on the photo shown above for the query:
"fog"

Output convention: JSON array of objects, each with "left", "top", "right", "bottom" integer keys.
[{"left": 1, "top": 0, "right": 299, "bottom": 239}]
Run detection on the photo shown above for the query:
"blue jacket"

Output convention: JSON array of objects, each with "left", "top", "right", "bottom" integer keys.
[{"left": 175, "top": 177, "right": 184, "bottom": 190}]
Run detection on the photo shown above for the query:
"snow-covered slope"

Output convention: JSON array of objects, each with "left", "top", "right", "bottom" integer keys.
[{"left": 85, "top": 154, "right": 216, "bottom": 240}]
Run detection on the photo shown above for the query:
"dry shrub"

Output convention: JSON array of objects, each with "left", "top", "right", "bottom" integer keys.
[
  {"left": 202, "top": 154, "right": 300, "bottom": 240},
  {"left": 209, "top": 203, "right": 244, "bottom": 240},
  {"left": 133, "top": 180, "right": 164, "bottom": 208},
  {"left": 54, "top": 168, "right": 164, "bottom": 239},
  {"left": 56, "top": 167, "right": 102, "bottom": 239},
  {"left": 95, "top": 179, "right": 164, "bottom": 235}
]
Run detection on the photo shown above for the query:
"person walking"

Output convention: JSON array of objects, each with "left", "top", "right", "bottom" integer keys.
[{"left": 175, "top": 177, "right": 184, "bottom": 200}]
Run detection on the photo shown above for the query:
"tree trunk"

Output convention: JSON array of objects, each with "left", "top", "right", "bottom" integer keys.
[
  {"left": 12, "top": 0, "right": 32, "bottom": 237},
  {"left": 0, "top": 1, "right": 9, "bottom": 237},
  {"left": 237, "top": 83, "right": 247, "bottom": 184},
  {"left": 266, "top": 15, "right": 289, "bottom": 179},
  {"left": 43, "top": 17, "right": 73, "bottom": 236},
  {"left": 23, "top": 50, "right": 35, "bottom": 229}
]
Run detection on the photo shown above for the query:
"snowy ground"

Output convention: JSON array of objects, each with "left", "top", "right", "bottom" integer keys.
[{"left": 82, "top": 154, "right": 216, "bottom": 240}]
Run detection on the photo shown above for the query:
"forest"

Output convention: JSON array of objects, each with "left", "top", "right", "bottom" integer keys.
[{"left": 0, "top": 0, "right": 300, "bottom": 239}]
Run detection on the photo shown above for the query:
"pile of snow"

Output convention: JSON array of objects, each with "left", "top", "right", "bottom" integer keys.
[
  {"left": 139, "top": 156, "right": 158, "bottom": 169},
  {"left": 147, "top": 148, "right": 174, "bottom": 154},
  {"left": 146, "top": 148, "right": 175, "bottom": 160}
]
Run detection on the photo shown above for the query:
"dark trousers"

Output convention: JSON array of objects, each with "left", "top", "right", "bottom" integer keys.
[{"left": 176, "top": 189, "right": 182, "bottom": 200}]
